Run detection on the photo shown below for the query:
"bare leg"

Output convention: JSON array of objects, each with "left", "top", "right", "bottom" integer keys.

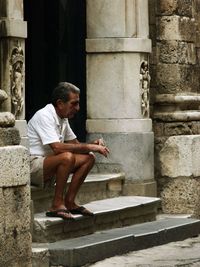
[
  {"left": 65, "top": 153, "right": 95, "bottom": 210},
  {"left": 43, "top": 152, "right": 75, "bottom": 218}
]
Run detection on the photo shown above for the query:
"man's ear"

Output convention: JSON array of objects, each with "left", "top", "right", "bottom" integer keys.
[{"left": 56, "top": 99, "right": 63, "bottom": 107}]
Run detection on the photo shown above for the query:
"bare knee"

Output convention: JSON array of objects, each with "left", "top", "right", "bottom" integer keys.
[
  {"left": 60, "top": 152, "right": 75, "bottom": 167},
  {"left": 87, "top": 152, "right": 96, "bottom": 166}
]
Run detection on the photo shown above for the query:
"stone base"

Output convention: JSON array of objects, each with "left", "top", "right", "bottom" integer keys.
[
  {"left": 160, "top": 177, "right": 200, "bottom": 214},
  {"left": 87, "top": 132, "right": 154, "bottom": 181},
  {"left": 123, "top": 180, "right": 157, "bottom": 197},
  {"left": 15, "top": 120, "right": 28, "bottom": 148},
  {"left": 156, "top": 134, "right": 200, "bottom": 214},
  {"left": 0, "top": 184, "right": 32, "bottom": 266}
]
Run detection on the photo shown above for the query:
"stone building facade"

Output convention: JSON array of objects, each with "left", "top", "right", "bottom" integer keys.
[{"left": 1, "top": 0, "right": 200, "bottom": 265}]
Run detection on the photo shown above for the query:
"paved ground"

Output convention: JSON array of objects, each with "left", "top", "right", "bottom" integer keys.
[{"left": 88, "top": 234, "right": 200, "bottom": 267}]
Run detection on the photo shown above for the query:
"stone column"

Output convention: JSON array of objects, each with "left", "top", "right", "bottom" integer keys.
[
  {"left": 0, "top": 93, "right": 31, "bottom": 266},
  {"left": 0, "top": 1, "right": 31, "bottom": 266},
  {"left": 150, "top": 0, "right": 200, "bottom": 214},
  {"left": 0, "top": 0, "right": 28, "bottom": 147},
  {"left": 86, "top": 0, "right": 156, "bottom": 196}
]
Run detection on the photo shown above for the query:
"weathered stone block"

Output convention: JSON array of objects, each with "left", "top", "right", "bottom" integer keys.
[
  {"left": 158, "top": 41, "right": 196, "bottom": 64},
  {"left": 164, "top": 122, "right": 192, "bottom": 136},
  {"left": 191, "top": 121, "right": 200, "bottom": 134},
  {"left": 161, "top": 177, "right": 200, "bottom": 214},
  {"left": 0, "top": 145, "right": 30, "bottom": 187},
  {"left": 157, "top": 16, "right": 196, "bottom": 42},
  {"left": 159, "top": 135, "right": 200, "bottom": 178},
  {"left": 157, "top": 0, "right": 192, "bottom": 17},
  {"left": 0, "top": 127, "right": 20, "bottom": 146},
  {"left": 0, "top": 231, "right": 32, "bottom": 267},
  {"left": 3, "top": 185, "right": 30, "bottom": 233},
  {"left": 156, "top": 64, "right": 198, "bottom": 93}
]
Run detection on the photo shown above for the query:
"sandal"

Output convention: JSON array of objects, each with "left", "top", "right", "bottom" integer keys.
[
  {"left": 69, "top": 206, "right": 94, "bottom": 216},
  {"left": 46, "top": 209, "right": 74, "bottom": 220}
]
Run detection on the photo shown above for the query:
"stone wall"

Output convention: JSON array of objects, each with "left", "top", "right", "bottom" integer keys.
[{"left": 149, "top": 0, "right": 200, "bottom": 214}]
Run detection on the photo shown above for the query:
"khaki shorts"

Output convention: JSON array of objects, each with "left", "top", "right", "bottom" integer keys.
[
  {"left": 30, "top": 156, "right": 55, "bottom": 188},
  {"left": 30, "top": 156, "right": 45, "bottom": 188}
]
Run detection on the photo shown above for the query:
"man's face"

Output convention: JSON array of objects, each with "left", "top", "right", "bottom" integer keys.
[{"left": 56, "top": 92, "right": 80, "bottom": 119}]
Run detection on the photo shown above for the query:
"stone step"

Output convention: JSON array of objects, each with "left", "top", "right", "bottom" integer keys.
[
  {"left": 32, "top": 216, "right": 200, "bottom": 267},
  {"left": 33, "top": 196, "right": 160, "bottom": 243},
  {"left": 31, "top": 172, "right": 125, "bottom": 213},
  {"left": 32, "top": 247, "right": 49, "bottom": 267}
]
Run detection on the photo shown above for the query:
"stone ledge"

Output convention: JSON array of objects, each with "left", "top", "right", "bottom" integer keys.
[
  {"left": 86, "top": 38, "right": 152, "bottom": 53},
  {"left": 0, "top": 19, "right": 27, "bottom": 38},
  {"left": 155, "top": 94, "right": 200, "bottom": 104},
  {"left": 32, "top": 246, "right": 49, "bottom": 267},
  {"left": 154, "top": 111, "right": 200, "bottom": 121},
  {"left": 47, "top": 217, "right": 200, "bottom": 267},
  {"left": 86, "top": 119, "right": 152, "bottom": 133}
]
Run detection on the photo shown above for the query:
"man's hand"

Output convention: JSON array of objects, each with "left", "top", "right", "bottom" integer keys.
[
  {"left": 91, "top": 138, "right": 109, "bottom": 157},
  {"left": 93, "top": 138, "right": 105, "bottom": 146},
  {"left": 97, "top": 145, "right": 110, "bottom": 157}
]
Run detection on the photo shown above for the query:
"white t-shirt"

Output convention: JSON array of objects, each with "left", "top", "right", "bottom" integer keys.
[{"left": 27, "top": 104, "right": 76, "bottom": 156}]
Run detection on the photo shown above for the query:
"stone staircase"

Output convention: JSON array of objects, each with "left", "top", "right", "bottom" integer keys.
[{"left": 31, "top": 172, "right": 200, "bottom": 267}]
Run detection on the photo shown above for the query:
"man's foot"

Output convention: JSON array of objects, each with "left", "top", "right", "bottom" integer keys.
[
  {"left": 46, "top": 209, "right": 74, "bottom": 220},
  {"left": 69, "top": 206, "right": 94, "bottom": 216}
]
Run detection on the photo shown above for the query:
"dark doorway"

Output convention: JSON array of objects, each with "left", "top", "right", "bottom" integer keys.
[{"left": 24, "top": 0, "right": 86, "bottom": 141}]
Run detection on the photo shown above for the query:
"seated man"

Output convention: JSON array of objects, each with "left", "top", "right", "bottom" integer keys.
[{"left": 28, "top": 82, "right": 109, "bottom": 219}]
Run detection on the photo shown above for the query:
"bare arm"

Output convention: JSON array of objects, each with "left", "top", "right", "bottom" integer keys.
[{"left": 49, "top": 139, "right": 109, "bottom": 157}]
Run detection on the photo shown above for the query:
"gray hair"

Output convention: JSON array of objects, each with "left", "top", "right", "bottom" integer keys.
[{"left": 51, "top": 82, "right": 80, "bottom": 107}]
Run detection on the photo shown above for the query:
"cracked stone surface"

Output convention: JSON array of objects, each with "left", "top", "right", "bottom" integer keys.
[{"left": 87, "top": 235, "right": 200, "bottom": 267}]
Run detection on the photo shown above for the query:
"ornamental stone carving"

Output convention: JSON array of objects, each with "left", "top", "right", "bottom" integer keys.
[
  {"left": 140, "top": 61, "right": 150, "bottom": 118},
  {"left": 10, "top": 46, "right": 24, "bottom": 119}
]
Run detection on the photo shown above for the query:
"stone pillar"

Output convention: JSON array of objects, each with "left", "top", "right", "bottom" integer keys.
[
  {"left": 150, "top": 0, "right": 200, "bottom": 214},
  {"left": 0, "top": 0, "right": 28, "bottom": 147},
  {"left": 0, "top": 145, "right": 31, "bottom": 266},
  {"left": 0, "top": 95, "right": 31, "bottom": 266},
  {"left": 86, "top": 0, "right": 156, "bottom": 196},
  {"left": 0, "top": 1, "right": 31, "bottom": 266}
]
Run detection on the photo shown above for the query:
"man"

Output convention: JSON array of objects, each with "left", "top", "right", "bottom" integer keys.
[{"left": 28, "top": 82, "right": 109, "bottom": 219}]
